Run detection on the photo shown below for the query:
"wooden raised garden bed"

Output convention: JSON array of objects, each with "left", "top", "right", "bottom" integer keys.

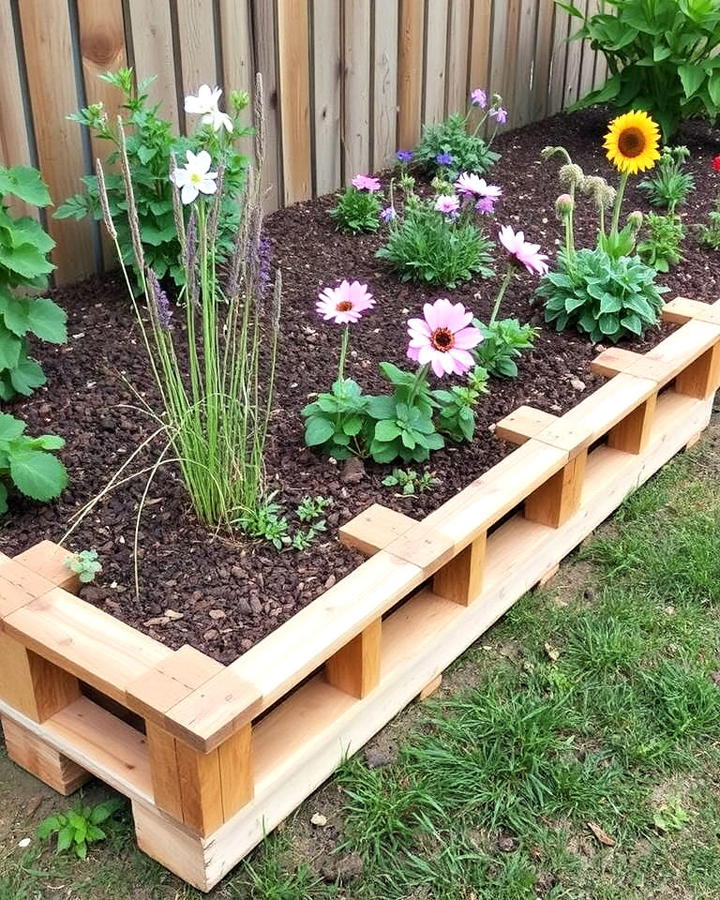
[{"left": 1, "top": 295, "right": 719, "bottom": 891}]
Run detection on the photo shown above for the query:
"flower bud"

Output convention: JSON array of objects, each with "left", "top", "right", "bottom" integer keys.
[
  {"left": 627, "top": 210, "right": 644, "bottom": 230},
  {"left": 559, "top": 163, "right": 585, "bottom": 188},
  {"left": 555, "top": 193, "right": 574, "bottom": 219}
]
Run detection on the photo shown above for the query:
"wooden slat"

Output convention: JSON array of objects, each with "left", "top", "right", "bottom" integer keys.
[
  {"left": 433, "top": 534, "right": 486, "bottom": 606},
  {"left": 548, "top": 3, "right": 570, "bottom": 114},
  {"left": 607, "top": 395, "right": 657, "bottom": 455},
  {"left": 343, "top": 0, "right": 372, "bottom": 177},
  {"left": 2, "top": 717, "right": 89, "bottom": 795},
  {"left": 126, "top": 0, "right": 179, "bottom": 129},
  {"left": 676, "top": 346, "right": 720, "bottom": 400},
  {"left": 0, "top": 633, "right": 80, "bottom": 722},
  {"left": 423, "top": 0, "right": 448, "bottom": 125},
  {"left": 397, "top": 0, "right": 424, "bottom": 149},
  {"left": 372, "top": 0, "right": 399, "bottom": 170},
  {"left": 176, "top": 0, "right": 218, "bottom": 108},
  {"left": 339, "top": 503, "right": 416, "bottom": 556},
  {"left": 468, "top": 0, "right": 492, "bottom": 133},
  {"left": 252, "top": 0, "right": 282, "bottom": 210},
  {"left": 495, "top": 405, "right": 559, "bottom": 445},
  {"left": 513, "top": 0, "right": 539, "bottom": 127},
  {"left": 525, "top": 450, "right": 587, "bottom": 527},
  {"left": 326, "top": 618, "right": 382, "bottom": 698},
  {"left": 277, "top": 0, "right": 311, "bottom": 203},
  {"left": 578, "top": 0, "right": 597, "bottom": 100},
  {"left": 146, "top": 721, "right": 184, "bottom": 819},
  {"left": 14, "top": 540, "right": 79, "bottom": 592},
  {"left": 563, "top": 0, "right": 586, "bottom": 107},
  {"left": 312, "top": 0, "right": 341, "bottom": 193},
  {"left": 0, "top": 0, "right": 35, "bottom": 220},
  {"left": 174, "top": 738, "right": 224, "bottom": 835},
  {"left": 446, "top": 0, "right": 471, "bottom": 115},
  {"left": 532, "top": 0, "right": 556, "bottom": 121},
  {"left": 18, "top": 0, "right": 94, "bottom": 282},
  {"left": 663, "top": 297, "right": 720, "bottom": 326},
  {"left": 219, "top": 0, "right": 254, "bottom": 160},
  {"left": 218, "top": 723, "right": 253, "bottom": 818},
  {"left": 2, "top": 587, "right": 172, "bottom": 703},
  {"left": 493, "top": 0, "right": 521, "bottom": 114},
  {"left": 75, "top": 0, "right": 127, "bottom": 268},
  {"left": 0, "top": 560, "right": 57, "bottom": 619}
]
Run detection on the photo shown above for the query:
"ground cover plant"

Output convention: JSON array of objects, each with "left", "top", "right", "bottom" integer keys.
[
  {"left": 0, "top": 164, "right": 65, "bottom": 400},
  {"left": 58, "top": 69, "right": 252, "bottom": 289},
  {"left": 560, "top": 0, "right": 720, "bottom": 139},
  {"left": 0, "top": 413, "right": 67, "bottom": 515},
  {"left": 639, "top": 145, "right": 694, "bottom": 214},
  {"left": 637, "top": 211, "right": 685, "bottom": 272}
]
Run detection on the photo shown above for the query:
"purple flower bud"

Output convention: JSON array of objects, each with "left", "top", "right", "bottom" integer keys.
[
  {"left": 435, "top": 152, "right": 454, "bottom": 166},
  {"left": 470, "top": 88, "right": 487, "bottom": 108},
  {"left": 380, "top": 206, "right": 396, "bottom": 223},
  {"left": 147, "top": 268, "right": 172, "bottom": 330},
  {"left": 490, "top": 106, "right": 508, "bottom": 125},
  {"left": 395, "top": 150, "right": 413, "bottom": 163}
]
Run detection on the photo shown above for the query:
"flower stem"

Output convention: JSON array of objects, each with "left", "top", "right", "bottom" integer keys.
[
  {"left": 338, "top": 325, "right": 350, "bottom": 382},
  {"left": 610, "top": 171, "right": 629, "bottom": 236},
  {"left": 490, "top": 266, "right": 514, "bottom": 325},
  {"left": 408, "top": 363, "right": 430, "bottom": 408}
]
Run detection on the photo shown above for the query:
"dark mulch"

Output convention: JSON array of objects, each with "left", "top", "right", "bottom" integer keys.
[{"left": 2, "top": 108, "right": 719, "bottom": 663}]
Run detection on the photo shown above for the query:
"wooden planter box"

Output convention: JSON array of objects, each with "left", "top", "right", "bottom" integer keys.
[{"left": 1, "top": 297, "right": 718, "bottom": 891}]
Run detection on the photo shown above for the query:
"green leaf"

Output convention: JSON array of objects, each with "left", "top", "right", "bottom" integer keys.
[
  {"left": 0, "top": 482, "right": 7, "bottom": 516},
  {"left": 0, "top": 240, "right": 54, "bottom": 281},
  {"left": 343, "top": 415, "right": 363, "bottom": 436},
  {"left": 554, "top": 0, "right": 584, "bottom": 17},
  {"left": 708, "top": 71, "right": 720, "bottom": 108},
  {"left": 0, "top": 325, "right": 22, "bottom": 370},
  {"left": 8, "top": 449, "right": 68, "bottom": 501},
  {"left": 0, "top": 412, "right": 26, "bottom": 442},
  {"left": 375, "top": 420, "right": 402, "bottom": 442},
  {"left": 678, "top": 63, "right": 706, "bottom": 98},
  {"left": 56, "top": 825, "right": 74, "bottom": 853},
  {"left": 9, "top": 352, "right": 45, "bottom": 396},
  {"left": 0, "top": 165, "right": 51, "bottom": 207},
  {"left": 32, "top": 434, "right": 65, "bottom": 451},
  {"left": 24, "top": 299, "right": 67, "bottom": 343},
  {"left": 304, "top": 416, "right": 335, "bottom": 447}
]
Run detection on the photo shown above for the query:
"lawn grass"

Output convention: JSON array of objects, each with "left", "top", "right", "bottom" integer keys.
[{"left": 1, "top": 433, "right": 719, "bottom": 898}]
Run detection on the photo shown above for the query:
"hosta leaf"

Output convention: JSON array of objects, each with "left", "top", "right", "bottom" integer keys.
[
  {"left": 678, "top": 63, "right": 706, "bottom": 98},
  {"left": 304, "top": 416, "right": 334, "bottom": 446},
  {"left": 8, "top": 449, "right": 68, "bottom": 501}
]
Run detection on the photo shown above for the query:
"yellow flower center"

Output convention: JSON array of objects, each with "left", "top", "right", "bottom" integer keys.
[{"left": 190, "top": 172, "right": 203, "bottom": 184}]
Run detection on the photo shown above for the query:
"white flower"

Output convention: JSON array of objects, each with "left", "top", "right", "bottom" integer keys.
[
  {"left": 184, "top": 84, "right": 233, "bottom": 133},
  {"left": 170, "top": 150, "right": 218, "bottom": 204}
]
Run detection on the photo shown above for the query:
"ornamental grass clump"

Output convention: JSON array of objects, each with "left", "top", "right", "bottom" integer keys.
[
  {"left": 538, "top": 112, "right": 668, "bottom": 344},
  {"left": 414, "top": 88, "right": 506, "bottom": 180},
  {"left": 95, "top": 76, "right": 280, "bottom": 529}
]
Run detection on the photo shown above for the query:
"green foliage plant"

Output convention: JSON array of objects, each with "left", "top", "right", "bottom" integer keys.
[
  {"left": 376, "top": 187, "right": 494, "bottom": 289},
  {"left": 37, "top": 799, "right": 124, "bottom": 859},
  {"left": 638, "top": 145, "right": 694, "bottom": 213},
  {"left": 698, "top": 201, "right": 720, "bottom": 250},
  {"left": 64, "top": 549, "right": 102, "bottom": 584},
  {"left": 637, "top": 212, "right": 685, "bottom": 273},
  {"left": 414, "top": 90, "right": 506, "bottom": 180},
  {"left": 381, "top": 467, "right": 440, "bottom": 495},
  {"left": 93, "top": 76, "right": 279, "bottom": 530},
  {"left": 329, "top": 185, "right": 382, "bottom": 234},
  {"left": 57, "top": 68, "right": 251, "bottom": 289},
  {"left": 238, "top": 494, "right": 290, "bottom": 549},
  {"left": 0, "top": 413, "right": 67, "bottom": 515},
  {"left": 0, "top": 165, "right": 66, "bottom": 401},
  {"left": 474, "top": 319, "right": 538, "bottom": 378},
  {"left": 557, "top": 0, "right": 720, "bottom": 140},
  {"left": 303, "top": 377, "right": 373, "bottom": 460}
]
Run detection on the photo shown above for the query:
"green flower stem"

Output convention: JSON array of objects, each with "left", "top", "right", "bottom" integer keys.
[
  {"left": 408, "top": 363, "right": 430, "bottom": 408},
  {"left": 610, "top": 171, "right": 630, "bottom": 237},
  {"left": 338, "top": 325, "right": 350, "bottom": 382},
  {"left": 490, "top": 266, "right": 514, "bottom": 325}
]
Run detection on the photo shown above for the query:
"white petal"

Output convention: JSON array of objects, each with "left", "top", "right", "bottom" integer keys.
[
  {"left": 181, "top": 182, "right": 198, "bottom": 204},
  {"left": 171, "top": 167, "right": 190, "bottom": 187},
  {"left": 199, "top": 178, "right": 217, "bottom": 195},
  {"left": 194, "top": 150, "right": 212, "bottom": 173}
]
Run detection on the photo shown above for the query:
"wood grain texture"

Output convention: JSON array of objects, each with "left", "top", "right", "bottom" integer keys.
[
  {"left": 339, "top": 503, "right": 416, "bottom": 556},
  {"left": 433, "top": 534, "right": 487, "bottom": 606},
  {"left": 146, "top": 721, "right": 184, "bottom": 820},
  {"left": 126, "top": 0, "right": 179, "bottom": 128},
  {"left": 446, "top": 0, "right": 471, "bottom": 114},
  {"left": 18, "top": 0, "right": 95, "bottom": 282},
  {"left": 397, "top": 0, "right": 424, "bottom": 148},
  {"left": 513, "top": 0, "right": 539, "bottom": 127},
  {"left": 423, "top": 0, "right": 448, "bottom": 125},
  {"left": 343, "top": 0, "right": 372, "bottom": 177},
  {"left": 176, "top": 0, "right": 218, "bottom": 107},
  {"left": 372, "top": 0, "right": 399, "bottom": 170},
  {"left": 548, "top": 3, "right": 570, "bottom": 113},
  {"left": 525, "top": 450, "right": 587, "bottom": 528},
  {"left": 252, "top": 0, "right": 282, "bottom": 209},
  {"left": 0, "top": 633, "right": 80, "bottom": 722},
  {"left": 312, "top": 0, "right": 341, "bottom": 193},
  {"left": 563, "top": 0, "right": 587, "bottom": 106},
  {"left": 325, "top": 618, "right": 382, "bottom": 698},
  {"left": 277, "top": 0, "right": 312, "bottom": 202},
  {"left": 532, "top": 0, "right": 556, "bottom": 120},
  {"left": 607, "top": 395, "right": 657, "bottom": 455},
  {"left": 2, "top": 716, "right": 89, "bottom": 794},
  {"left": 468, "top": 0, "right": 492, "bottom": 133}
]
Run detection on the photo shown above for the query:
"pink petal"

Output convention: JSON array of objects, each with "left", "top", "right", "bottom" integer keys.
[{"left": 453, "top": 326, "right": 483, "bottom": 349}]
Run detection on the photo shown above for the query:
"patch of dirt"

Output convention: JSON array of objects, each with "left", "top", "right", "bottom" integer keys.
[{"left": 2, "top": 108, "right": 719, "bottom": 662}]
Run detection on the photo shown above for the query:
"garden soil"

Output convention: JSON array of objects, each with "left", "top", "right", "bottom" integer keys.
[{"left": 2, "top": 107, "right": 719, "bottom": 663}]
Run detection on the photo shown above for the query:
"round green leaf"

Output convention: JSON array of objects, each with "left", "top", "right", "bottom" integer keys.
[
  {"left": 8, "top": 449, "right": 68, "bottom": 501},
  {"left": 304, "top": 416, "right": 335, "bottom": 446}
]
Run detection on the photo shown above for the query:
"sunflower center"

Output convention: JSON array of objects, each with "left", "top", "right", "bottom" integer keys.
[
  {"left": 431, "top": 327, "right": 455, "bottom": 352},
  {"left": 336, "top": 300, "right": 353, "bottom": 312},
  {"left": 617, "top": 127, "right": 646, "bottom": 159}
]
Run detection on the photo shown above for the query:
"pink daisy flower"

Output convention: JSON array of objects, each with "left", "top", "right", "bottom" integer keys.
[
  {"left": 434, "top": 194, "right": 460, "bottom": 215},
  {"left": 454, "top": 172, "right": 502, "bottom": 200},
  {"left": 498, "top": 225, "right": 550, "bottom": 276},
  {"left": 475, "top": 196, "right": 496, "bottom": 215},
  {"left": 351, "top": 174, "right": 381, "bottom": 192},
  {"left": 407, "top": 298, "right": 483, "bottom": 377},
  {"left": 317, "top": 280, "right": 375, "bottom": 325}
]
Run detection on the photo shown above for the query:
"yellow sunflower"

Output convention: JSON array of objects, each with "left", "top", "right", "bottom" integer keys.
[{"left": 603, "top": 110, "right": 661, "bottom": 175}]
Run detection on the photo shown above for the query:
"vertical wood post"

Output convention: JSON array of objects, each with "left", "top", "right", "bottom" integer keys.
[
  {"left": 325, "top": 618, "right": 382, "bottom": 698},
  {"left": 675, "top": 344, "right": 720, "bottom": 400},
  {"left": 607, "top": 393, "right": 657, "bottom": 454},
  {"left": 1, "top": 717, "right": 89, "bottom": 795},
  {"left": 524, "top": 449, "right": 587, "bottom": 528},
  {"left": 432, "top": 533, "right": 486, "bottom": 605}
]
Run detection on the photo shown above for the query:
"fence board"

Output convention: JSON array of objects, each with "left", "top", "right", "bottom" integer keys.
[
  {"left": 446, "top": 0, "right": 471, "bottom": 115},
  {"left": 126, "top": 0, "right": 179, "bottom": 129},
  {"left": 0, "top": 0, "right": 35, "bottom": 219},
  {"left": 252, "top": 0, "right": 282, "bottom": 210},
  {"left": 176, "top": 0, "right": 218, "bottom": 108},
  {"left": 77, "top": 0, "right": 127, "bottom": 268},
  {"left": 372, "top": 0, "right": 399, "bottom": 171},
  {"left": 18, "top": 0, "right": 94, "bottom": 282},
  {"left": 423, "top": 0, "right": 448, "bottom": 126},
  {"left": 548, "top": 4, "right": 570, "bottom": 113},
  {"left": 563, "top": 0, "right": 587, "bottom": 107},
  {"left": 397, "top": 0, "right": 424, "bottom": 149},
  {"left": 218, "top": 0, "right": 254, "bottom": 160},
  {"left": 277, "top": 0, "right": 311, "bottom": 203},
  {"left": 532, "top": 0, "right": 555, "bottom": 121},
  {"left": 312, "top": 0, "right": 341, "bottom": 193},
  {"left": 468, "top": 0, "right": 492, "bottom": 133},
  {"left": 343, "top": 0, "right": 372, "bottom": 178},
  {"left": 513, "top": 0, "right": 539, "bottom": 127},
  {"left": 578, "top": 0, "right": 598, "bottom": 100}
]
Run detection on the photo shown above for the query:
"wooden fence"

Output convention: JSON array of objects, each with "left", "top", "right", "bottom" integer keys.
[{"left": 0, "top": 0, "right": 607, "bottom": 284}]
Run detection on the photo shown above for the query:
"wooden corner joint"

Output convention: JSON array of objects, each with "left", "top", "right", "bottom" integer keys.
[
  {"left": 662, "top": 296, "right": 720, "bottom": 326},
  {"left": 12, "top": 541, "right": 80, "bottom": 594},
  {"left": 339, "top": 503, "right": 417, "bottom": 556}
]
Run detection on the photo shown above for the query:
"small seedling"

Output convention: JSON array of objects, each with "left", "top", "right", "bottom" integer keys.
[
  {"left": 653, "top": 798, "right": 689, "bottom": 833},
  {"left": 37, "top": 798, "right": 124, "bottom": 859},
  {"left": 296, "top": 495, "right": 332, "bottom": 522},
  {"left": 382, "top": 468, "right": 439, "bottom": 496},
  {"left": 238, "top": 495, "right": 291, "bottom": 550},
  {"left": 65, "top": 549, "right": 102, "bottom": 584},
  {"left": 291, "top": 520, "right": 327, "bottom": 551}
]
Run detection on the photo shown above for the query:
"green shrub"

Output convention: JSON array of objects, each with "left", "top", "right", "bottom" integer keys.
[
  {"left": 0, "top": 164, "right": 66, "bottom": 401},
  {"left": 376, "top": 198, "right": 493, "bottom": 289},
  {"left": 474, "top": 319, "right": 538, "bottom": 378},
  {"left": 697, "top": 198, "right": 720, "bottom": 249},
  {"left": 538, "top": 247, "right": 667, "bottom": 343},
  {"left": 638, "top": 146, "right": 694, "bottom": 213},
  {"left": 414, "top": 114, "right": 500, "bottom": 181},
  {"left": 559, "top": 0, "right": 720, "bottom": 139},
  {"left": 0, "top": 413, "right": 68, "bottom": 514},
  {"left": 57, "top": 68, "right": 251, "bottom": 290},
  {"left": 637, "top": 212, "right": 685, "bottom": 273},
  {"left": 329, "top": 186, "right": 382, "bottom": 233}
]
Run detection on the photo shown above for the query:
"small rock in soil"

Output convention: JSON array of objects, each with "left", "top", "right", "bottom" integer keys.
[
  {"left": 310, "top": 812, "right": 328, "bottom": 827},
  {"left": 318, "top": 851, "right": 364, "bottom": 883},
  {"left": 364, "top": 745, "right": 397, "bottom": 769},
  {"left": 496, "top": 835, "right": 518, "bottom": 853},
  {"left": 341, "top": 457, "right": 366, "bottom": 484},
  {"left": 570, "top": 377, "right": 586, "bottom": 391}
]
